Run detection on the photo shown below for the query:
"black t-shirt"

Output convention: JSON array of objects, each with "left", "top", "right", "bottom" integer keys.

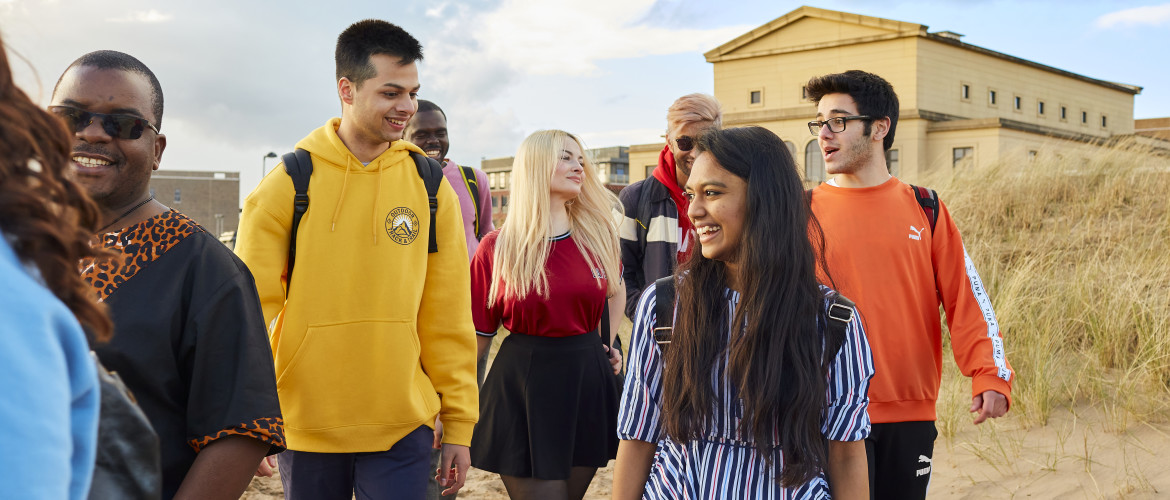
[{"left": 82, "top": 210, "right": 283, "bottom": 499}]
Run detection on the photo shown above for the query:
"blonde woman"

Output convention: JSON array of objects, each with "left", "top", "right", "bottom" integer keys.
[{"left": 469, "top": 130, "right": 625, "bottom": 500}]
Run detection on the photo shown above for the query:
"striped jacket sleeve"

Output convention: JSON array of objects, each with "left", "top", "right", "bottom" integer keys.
[
  {"left": 617, "top": 284, "right": 664, "bottom": 443},
  {"left": 933, "top": 201, "right": 1014, "bottom": 404},
  {"left": 822, "top": 302, "right": 875, "bottom": 442}
]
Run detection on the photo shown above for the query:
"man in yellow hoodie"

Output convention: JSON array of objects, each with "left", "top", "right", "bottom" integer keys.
[{"left": 235, "top": 20, "right": 477, "bottom": 500}]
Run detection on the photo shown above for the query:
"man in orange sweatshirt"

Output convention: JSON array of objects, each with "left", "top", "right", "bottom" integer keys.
[{"left": 806, "top": 70, "right": 1013, "bottom": 500}]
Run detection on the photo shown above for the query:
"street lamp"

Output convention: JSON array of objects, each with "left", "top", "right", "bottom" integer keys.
[{"left": 261, "top": 151, "right": 278, "bottom": 177}]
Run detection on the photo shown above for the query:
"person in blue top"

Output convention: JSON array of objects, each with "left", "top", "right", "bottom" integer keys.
[
  {"left": 0, "top": 33, "right": 110, "bottom": 500},
  {"left": 613, "top": 126, "right": 875, "bottom": 499}
]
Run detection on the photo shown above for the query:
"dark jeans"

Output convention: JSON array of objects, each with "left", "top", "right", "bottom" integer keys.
[
  {"left": 279, "top": 425, "right": 432, "bottom": 500},
  {"left": 866, "top": 421, "right": 938, "bottom": 500}
]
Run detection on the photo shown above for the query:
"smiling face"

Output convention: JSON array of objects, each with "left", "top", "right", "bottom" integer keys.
[
  {"left": 340, "top": 54, "right": 419, "bottom": 148},
  {"left": 815, "top": 93, "right": 877, "bottom": 176},
  {"left": 50, "top": 65, "right": 165, "bottom": 212},
  {"left": 668, "top": 121, "right": 714, "bottom": 181},
  {"left": 406, "top": 109, "right": 449, "bottom": 161},
  {"left": 685, "top": 151, "right": 747, "bottom": 271},
  {"left": 549, "top": 137, "right": 585, "bottom": 205}
]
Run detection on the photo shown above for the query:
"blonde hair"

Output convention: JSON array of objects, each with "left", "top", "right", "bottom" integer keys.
[
  {"left": 666, "top": 93, "right": 722, "bottom": 139},
  {"left": 488, "top": 130, "right": 623, "bottom": 307}
]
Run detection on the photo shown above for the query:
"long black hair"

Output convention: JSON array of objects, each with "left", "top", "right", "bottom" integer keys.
[{"left": 660, "top": 126, "right": 842, "bottom": 486}]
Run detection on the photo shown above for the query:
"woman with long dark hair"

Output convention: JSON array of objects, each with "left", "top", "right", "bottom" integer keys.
[
  {"left": 613, "top": 126, "right": 874, "bottom": 499},
  {"left": 0, "top": 33, "right": 111, "bottom": 499},
  {"left": 469, "top": 129, "right": 624, "bottom": 500}
]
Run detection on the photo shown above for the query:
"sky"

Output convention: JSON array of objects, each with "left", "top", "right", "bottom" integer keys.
[{"left": 3, "top": 0, "right": 1169, "bottom": 202}]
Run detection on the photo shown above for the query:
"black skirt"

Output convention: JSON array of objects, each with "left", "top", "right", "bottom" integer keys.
[{"left": 471, "top": 332, "right": 619, "bottom": 479}]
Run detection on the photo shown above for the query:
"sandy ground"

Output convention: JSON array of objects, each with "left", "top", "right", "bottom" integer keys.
[{"left": 244, "top": 404, "right": 1170, "bottom": 499}]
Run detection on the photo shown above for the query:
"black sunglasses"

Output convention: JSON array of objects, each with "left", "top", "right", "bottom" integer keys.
[
  {"left": 49, "top": 105, "right": 159, "bottom": 140},
  {"left": 674, "top": 135, "right": 696, "bottom": 152}
]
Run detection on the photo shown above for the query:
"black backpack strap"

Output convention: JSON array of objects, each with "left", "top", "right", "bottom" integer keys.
[
  {"left": 909, "top": 184, "right": 940, "bottom": 233},
  {"left": 653, "top": 276, "right": 675, "bottom": 349},
  {"left": 411, "top": 152, "right": 444, "bottom": 253},
  {"left": 283, "top": 148, "right": 313, "bottom": 293},
  {"left": 824, "top": 291, "right": 855, "bottom": 361},
  {"left": 458, "top": 165, "right": 482, "bottom": 237}
]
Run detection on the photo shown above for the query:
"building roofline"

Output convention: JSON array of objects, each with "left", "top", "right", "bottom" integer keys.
[{"left": 704, "top": 6, "right": 1142, "bottom": 96}]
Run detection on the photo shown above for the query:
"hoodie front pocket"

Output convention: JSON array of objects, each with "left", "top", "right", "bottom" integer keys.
[{"left": 277, "top": 320, "right": 429, "bottom": 429}]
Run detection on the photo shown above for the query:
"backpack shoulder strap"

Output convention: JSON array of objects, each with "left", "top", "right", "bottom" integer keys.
[
  {"left": 458, "top": 165, "right": 482, "bottom": 237},
  {"left": 283, "top": 148, "right": 313, "bottom": 293},
  {"left": 909, "top": 184, "right": 940, "bottom": 233},
  {"left": 411, "top": 152, "right": 444, "bottom": 253},
  {"left": 824, "top": 291, "right": 855, "bottom": 360},
  {"left": 653, "top": 276, "right": 675, "bottom": 350}
]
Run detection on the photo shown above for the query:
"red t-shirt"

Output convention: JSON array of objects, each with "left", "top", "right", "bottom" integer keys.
[{"left": 471, "top": 230, "right": 607, "bottom": 337}]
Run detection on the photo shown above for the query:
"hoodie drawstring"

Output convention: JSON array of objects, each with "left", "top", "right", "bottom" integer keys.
[
  {"left": 331, "top": 156, "right": 352, "bottom": 232},
  {"left": 373, "top": 165, "right": 384, "bottom": 245}
]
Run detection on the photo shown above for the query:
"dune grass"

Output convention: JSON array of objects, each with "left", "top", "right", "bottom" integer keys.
[{"left": 930, "top": 139, "right": 1170, "bottom": 431}]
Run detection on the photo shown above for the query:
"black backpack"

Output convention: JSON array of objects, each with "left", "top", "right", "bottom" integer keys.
[
  {"left": 651, "top": 276, "right": 856, "bottom": 357},
  {"left": 281, "top": 148, "right": 444, "bottom": 288}
]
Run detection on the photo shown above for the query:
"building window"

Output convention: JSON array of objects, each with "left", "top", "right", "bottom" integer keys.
[
  {"left": 645, "top": 165, "right": 655, "bottom": 179},
  {"left": 1013, "top": 95, "right": 1022, "bottom": 111},
  {"left": 801, "top": 86, "right": 808, "bottom": 100},
  {"left": 1038, "top": 101, "right": 1045, "bottom": 115},
  {"left": 988, "top": 89, "right": 997, "bottom": 106},
  {"left": 1028, "top": 150, "right": 1038, "bottom": 162},
  {"left": 492, "top": 195, "right": 499, "bottom": 208},
  {"left": 953, "top": 147, "right": 974, "bottom": 168},
  {"left": 173, "top": 189, "right": 181, "bottom": 203},
  {"left": 784, "top": 141, "right": 796, "bottom": 160},
  {"left": 501, "top": 196, "right": 509, "bottom": 212},
  {"left": 750, "top": 90, "right": 762, "bottom": 105},
  {"left": 1101, "top": 115, "right": 1107, "bottom": 128},
  {"left": 1061, "top": 106, "right": 1067, "bottom": 120},
  {"left": 804, "top": 140, "right": 824, "bottom": 182},
  {"left": 961, "top": 84, "right": 970, "bottom": 100},
  {"left": 1081, "top": 111, "right": 1088, "bottom": 124},
  {"left": 610, "top": 164, "right": 628, "bottom": 184},
  {"left": 885, "top": 149, "right": 900, "bottom": 176}
]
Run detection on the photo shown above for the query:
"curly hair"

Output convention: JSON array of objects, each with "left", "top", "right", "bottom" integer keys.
[{"left": 0, "top": 36, "right": 112, "bottom": 341}]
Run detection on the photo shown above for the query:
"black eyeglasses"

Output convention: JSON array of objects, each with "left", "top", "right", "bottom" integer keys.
[
  {"left": 674, "top": 135, "right": 696, "bottom": 152},
  {"left": 49, "top": 105, "right": 159, "bottom": 140},
  {"left": 807, "top": 115, "right": 871, "bottom": 135}
]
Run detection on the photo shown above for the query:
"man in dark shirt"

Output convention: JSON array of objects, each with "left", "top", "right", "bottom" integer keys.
[
  {"left": 618, "top": 93, "right": 722, "bottom": 318},
  {"left": 52, "top": 50, "right": 284, "bottom": 500}
]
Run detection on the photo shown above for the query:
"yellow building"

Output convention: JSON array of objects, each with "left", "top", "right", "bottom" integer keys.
[{"left": 628, "top": 6, "right": 1146, "bottom": 185}]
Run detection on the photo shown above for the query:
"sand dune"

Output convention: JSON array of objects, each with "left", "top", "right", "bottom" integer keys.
[{"left": 244, "top": 405, "right": 1170, "bottom": 499}]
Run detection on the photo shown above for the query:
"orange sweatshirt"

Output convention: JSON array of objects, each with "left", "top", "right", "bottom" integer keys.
[{"left": 811, "top": 177, "right": 1013, "bottom": 423}]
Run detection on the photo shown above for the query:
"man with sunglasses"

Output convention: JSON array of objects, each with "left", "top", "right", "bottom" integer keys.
[
  {"left": 50, "top": 51, "right": 284, "bottom": 500},
  {"left": 805, "top": 70, "right": 1013, "bottom": 500},
  {"left": 618, "top": 93, "right": 722, "bottom": 320}
]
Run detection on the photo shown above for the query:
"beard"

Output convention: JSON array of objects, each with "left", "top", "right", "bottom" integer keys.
[{"left": 826, "top": 134, "right": 874, "bottom": 176}]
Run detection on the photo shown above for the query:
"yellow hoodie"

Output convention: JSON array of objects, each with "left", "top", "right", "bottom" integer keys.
[{"left": 235, "top": 119, "right": 477, "bottom": 453}]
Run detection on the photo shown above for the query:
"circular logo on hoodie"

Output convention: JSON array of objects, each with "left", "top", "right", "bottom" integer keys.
[{"left": 386, "top": 207, "right": 420, "bottom": 245}]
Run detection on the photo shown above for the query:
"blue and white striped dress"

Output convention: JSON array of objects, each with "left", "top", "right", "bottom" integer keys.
[{"left": 617, "top": 285, "right": 875, "bottom": 499}]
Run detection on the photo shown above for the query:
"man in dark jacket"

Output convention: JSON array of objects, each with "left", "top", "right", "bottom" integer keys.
[{"left": 618, "top": 93, "right": 722, "bottom": 318}]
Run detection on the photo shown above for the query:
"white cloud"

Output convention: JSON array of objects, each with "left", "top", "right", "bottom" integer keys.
[
  {"left": 106, "top": 9, "right": 172, "bottom": 23},
  {"left": 1094, "top": 3, "right": 1170, "bottom": 29},
  {"left": 466, "top": 0, "right": 749, "bottom": 76},
  {"left": 424, "top": 2, "right": 449, "bottom": 19}
]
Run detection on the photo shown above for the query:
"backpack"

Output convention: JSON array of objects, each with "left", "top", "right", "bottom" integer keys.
[
  {"left": 908, "top": 184, "right": 940, "bottom": 233},
  {"left": 281, "top": 148, "right": 444, "bottom": 288},
  {"left": 456, "top": 165, "right": 483, "bottom": 237},
  {"left": 652, "top": 276, "right": 856, "bottom": 357}
]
